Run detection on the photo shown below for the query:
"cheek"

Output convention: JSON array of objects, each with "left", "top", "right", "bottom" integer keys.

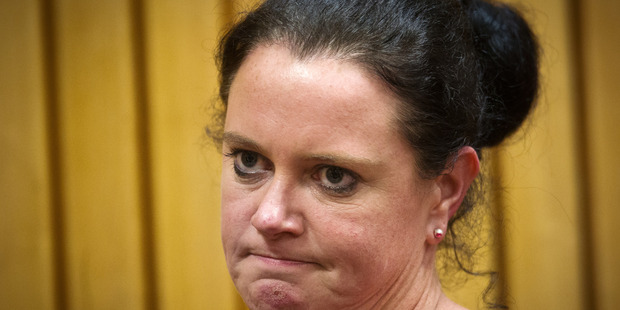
[
  {"left": 220, "top": 176, "right": 255, "bottom": 252},
  {"left": 368, "top": 195, "right": 426, "bottom": 259},
  {"left": 315, "top": 194, "right": 425, "bottom": 284}
]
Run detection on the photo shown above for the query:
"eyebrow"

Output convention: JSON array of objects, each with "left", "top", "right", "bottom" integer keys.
[
  {"left": 301, "top": 154, "right": 380, "bottom": 170},
  {"left": 222, "top": 131, "right": 266, "bottom": 154},
  {"left": 222, "top": 131, "right": 382, "bottom": 169}
]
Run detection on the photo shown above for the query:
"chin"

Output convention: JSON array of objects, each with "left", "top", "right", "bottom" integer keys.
[{"left": 243, "top": 279, "right": 309, "bottom": 310}]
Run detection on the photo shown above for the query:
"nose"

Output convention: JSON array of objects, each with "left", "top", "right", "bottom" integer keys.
[{"left": 251, "top": 179, "right": 304, "bottom": 239}]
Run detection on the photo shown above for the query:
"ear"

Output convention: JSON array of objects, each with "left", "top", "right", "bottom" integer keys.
[{"left": 426, "top": 146, "right": 480, "bottom": 245}]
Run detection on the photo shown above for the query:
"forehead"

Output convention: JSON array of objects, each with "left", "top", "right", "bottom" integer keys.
[{"left": 225, "top": 44, "right": 407, "bottom": 158}]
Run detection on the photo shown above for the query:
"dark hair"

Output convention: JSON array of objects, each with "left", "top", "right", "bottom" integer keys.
[{"left": 212, "top": 0, "right": 539, "bottom": 307}]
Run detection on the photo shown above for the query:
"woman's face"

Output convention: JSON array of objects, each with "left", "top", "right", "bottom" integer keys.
[{"left": 221, "top": 45, "right": 439, "bottom": 309}]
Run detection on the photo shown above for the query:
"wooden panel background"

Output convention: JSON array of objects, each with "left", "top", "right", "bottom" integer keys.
[
  {"left": 497, "top": 0, "right": 585, "bottom": 308},
  {"left": 0, "top": 0, "right": 617, "bottom": 309}
]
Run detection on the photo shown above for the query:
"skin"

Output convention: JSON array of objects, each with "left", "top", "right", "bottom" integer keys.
[{"left": 220, "top": 44, "right": 479, "bottom": 309}]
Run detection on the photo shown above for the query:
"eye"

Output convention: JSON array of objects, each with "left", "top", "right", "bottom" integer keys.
[
  {"left": 240, "top": 152, "right": 258, "bottom": 168},
  {"left": 225, "top": 150, "right": 272, "bottom": 180},
  {"left": 314, "top": 166, "right": 358, "bottom": 195}
]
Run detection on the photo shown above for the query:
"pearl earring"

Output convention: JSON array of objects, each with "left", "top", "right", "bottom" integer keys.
[{"left": 433, "top": 228, "right": 444, "bottom": 239}]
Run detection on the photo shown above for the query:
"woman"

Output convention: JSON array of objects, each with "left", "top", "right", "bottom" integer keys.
[{"left": 211, "top": 0, "right": 539, "bottom": 308}]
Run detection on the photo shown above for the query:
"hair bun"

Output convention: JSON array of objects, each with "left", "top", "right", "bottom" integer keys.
[{"left": 464, "top": 0, "right": 540, "bottom": 148}]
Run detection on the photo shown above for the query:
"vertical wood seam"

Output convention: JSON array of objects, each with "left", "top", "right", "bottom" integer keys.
[
  {"left": 40, "top": 0, "right": 67, "bottom": 308},
  {"left": 567, "top": 0, "right": 596, "bottom": 309},
  {"left": 490, "top": 152, "right": 509, "bottom": 308},
  {"left": 129, "top": 0, "right": 158, "bottom": 309}
]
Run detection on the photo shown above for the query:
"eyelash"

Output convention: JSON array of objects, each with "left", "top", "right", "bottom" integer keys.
[
  {"left": 313, "top": 165, "right": 359, "bottom": 195},
  {"left": 223, "top": 148, "right": 359, "bottom": 196},
  {"left": 223, "top": 148, "right": 269, "bottom": 179}
]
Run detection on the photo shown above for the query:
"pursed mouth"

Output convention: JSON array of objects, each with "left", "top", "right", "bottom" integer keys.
[{"left": 250, "top": 253, "right": 316, "bottom": 266}]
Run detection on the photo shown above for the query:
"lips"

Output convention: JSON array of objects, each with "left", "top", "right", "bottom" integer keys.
[{"left": 247, "top": 251, "right": 320, "bottom": 268}]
